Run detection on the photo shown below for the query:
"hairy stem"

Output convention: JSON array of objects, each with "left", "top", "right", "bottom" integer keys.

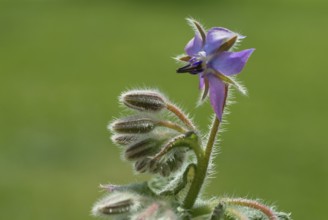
[
  {"left": 204, "top": 117, "right": 220, "bottom": 161},
  {"left": 182, "top": 117, "right": 220, "bottom": 209},
  {"left": 223, "top": 198, "right": 278, "bottom": 220},
  {"left": 182, "top": 85, "right": 228, "bottom": 210},
  {"left": 166, "top": 103, "right": 195, "bottom": 130},
  {"left": 157, "top": 120, "right": 188, "bottom": 133},
  {"left": 226, "top": 207, "right": 249, "bottom": 220}
]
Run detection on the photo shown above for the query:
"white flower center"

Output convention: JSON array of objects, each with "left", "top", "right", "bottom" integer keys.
[{"left": 197, "top": 51, "right": 207, "bottom": 62}]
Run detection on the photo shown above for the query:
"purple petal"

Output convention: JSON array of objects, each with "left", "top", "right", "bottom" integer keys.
[
  {"left": 199, "top": 74, "right": 205, "bottom": 89},
  {"left": 185, "top": 34, "right": 203, "bottom": 56},
  {"left": 204, "top": 27, "right": 237, "bottom": 54},
  {"left": 210, "top": 49, "right": 255, "bottom": 76},
  {"left": 207, "top": 74, "right": 227, "bottom": 120}
]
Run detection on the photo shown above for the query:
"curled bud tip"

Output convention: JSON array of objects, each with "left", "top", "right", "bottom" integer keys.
[
  {"left": 110, "top": 116, "right": 157, "bottom": 134},
  {"left": 121, "top": 90, "right": 166, "bottom": 112}
]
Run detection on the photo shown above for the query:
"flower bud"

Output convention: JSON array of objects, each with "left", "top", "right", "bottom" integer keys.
[
  {"left": 111, "top": 134, "right": 139, "bottom": 146},
  {"left": 134, "top": 158, "right": 150, "bottom": 173},
  {"left": 148, "top": 159, "right": 160, "bottom": 173},
  {"left": 92, "top": 192, "right": 140, "bottom": 217},
  {"left": 120, "top": 90, "right": 166, "bottom": 112},
  {"left": 167, "top": 151, "right": 185, "bottom": 173},
  {"left": 159, "top": 163, "right": 171, "bottom": 177},
  {"left": 125, "top": 138, "right": 158, "bottom": 160},
  {"left": 110, "top": 116, "right": 157, "bottom": 134},
  {"left": 146, "top": 158, "right": 179, "bottom": 177}
]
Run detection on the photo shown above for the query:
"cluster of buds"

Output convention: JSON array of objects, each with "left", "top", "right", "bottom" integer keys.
[
  {"left": 92, "top": 90, "right": 200, "bottom": 218},
  {"left": 109, "top": 89, "right": 198, "bottom": 177}
]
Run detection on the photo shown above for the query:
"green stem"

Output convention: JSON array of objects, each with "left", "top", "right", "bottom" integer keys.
[
  {"left": 182, "top": 85, "right": 228, "bottom": 210},
  {"left": 204, "top": 117, "right": 220, "bottom": 161},
  {"left": 182, "top": 117, "right": 220, "bottom": 209}
]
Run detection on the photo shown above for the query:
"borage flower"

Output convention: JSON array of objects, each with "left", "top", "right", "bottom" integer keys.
[{"left": 176, "top": 18, "right": 255, "bottom": 120}]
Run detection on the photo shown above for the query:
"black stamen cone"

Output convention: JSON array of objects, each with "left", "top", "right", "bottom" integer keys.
[
  {"left": 177, "top": 63, "right": 203, "bottom": 75},
  {"left": 177, "top": 64, "right": 192, "bottom": 73}
]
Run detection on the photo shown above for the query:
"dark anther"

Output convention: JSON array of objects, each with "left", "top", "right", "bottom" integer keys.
[{"left": 177, "top": 61, "right": 203, "bottom": 75}]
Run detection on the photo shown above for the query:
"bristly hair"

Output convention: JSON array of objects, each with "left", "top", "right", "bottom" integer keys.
[
  {"left": 186, "top": 17, "right": 207, "bottom": 41},
  {"left": 229, "top": 75, "right": 248, "bottom": 96}
]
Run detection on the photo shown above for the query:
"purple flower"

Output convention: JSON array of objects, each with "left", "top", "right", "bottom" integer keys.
[{"left": 176, "top": 18, "right": 254, "bottom": 120}]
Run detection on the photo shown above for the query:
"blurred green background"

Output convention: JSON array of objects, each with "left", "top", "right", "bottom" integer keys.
[{"left": 0, "top": 0, "right": 327, "bottom": 219}]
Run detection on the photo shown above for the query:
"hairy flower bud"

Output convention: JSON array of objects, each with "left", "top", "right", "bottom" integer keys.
[
  {"left": 92, "top": 192, "right": 140, "bottom": 217},
  {"left": 158, "top": 162, "right": 171, "bottom": 177},
  {"left": 120, "top": 90, "right": 167, "bottom": 112},
  {"left": 141, "top": 153, "right": 184, "bottom": 177},
  {"left": 125, "top": 138, "right": 158, "bottom": 160},
  {"left": 111, "top": 134, "right": 139, "bottom": 146},
  {"left": 148, "top": 159, "right": 160, "bottom": 173},
  {"left": 110, "top": 116, "right": 157, "bottom": 134},
  {"left": 134, "top": 158, "right": 150, "bottom": 173},
  {"left": 166, "top": 151, "right": 185, "bottom": 173}
]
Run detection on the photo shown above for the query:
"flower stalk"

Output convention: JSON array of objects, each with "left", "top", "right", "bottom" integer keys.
[
  {"left": 166, "top": 103, "right": 196, "bottom": 130},
  {"left": 183, "top": 104, "right": 221, "bottom": 209},
  {"left": 157, "top": 120, "right": 188, "bottom": 133},
  {"left": 223, "top": 198, "right": 279, "bottom": 220}
]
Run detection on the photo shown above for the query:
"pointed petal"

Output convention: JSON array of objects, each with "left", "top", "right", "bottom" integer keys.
[
  {"left": 207, "top": 74, "right": 228, "bottom": 120},
  {"left": 204, "top": 27, "right": 237, "bottom": 54},
  {"left": 185, "top": 34, "right": 203, "bottom": 56},
  {"left": 199, "top": 73, "right": 205, "bottom": 89},
  {"left": 210, "top": 49, "right": 255, "bottom": 76}
]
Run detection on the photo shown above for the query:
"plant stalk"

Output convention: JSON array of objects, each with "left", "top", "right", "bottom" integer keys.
[
  {"left": 182, "top": 117, "right": 220, "bottom": 209},
  {"left": 182, "top": 85, "right": 228, "bottom": 210}
]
